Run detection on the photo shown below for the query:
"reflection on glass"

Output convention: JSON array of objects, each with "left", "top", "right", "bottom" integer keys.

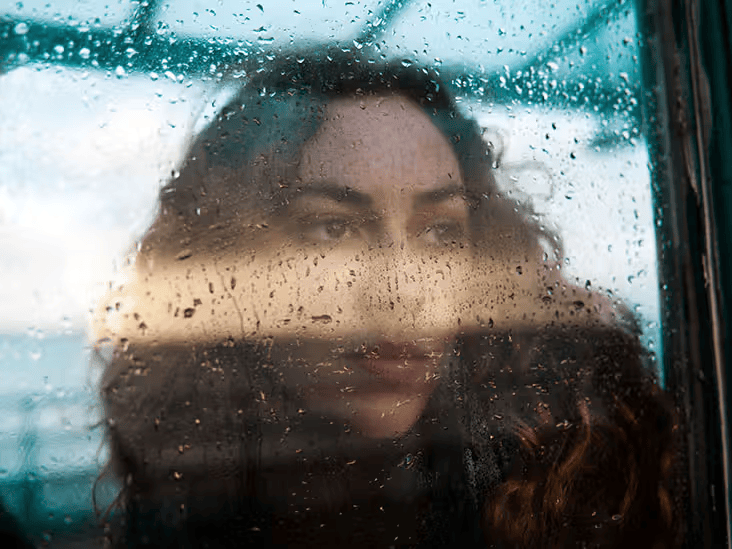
[{"left": 93, "top": 54, "right": 679, "bottom": 548}]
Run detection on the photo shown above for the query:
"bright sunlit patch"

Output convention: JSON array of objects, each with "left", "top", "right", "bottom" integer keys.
[{"left": 0, "top": 67, "right": 204, "bottom": 333}]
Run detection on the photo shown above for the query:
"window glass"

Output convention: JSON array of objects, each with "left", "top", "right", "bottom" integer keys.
[
  {"left": 157, "top": 0, "right": 381, "bottom": 43},
  {"left": 0, "top": 1, "right": 682, "bottom": 547},
  {"left": 2, "top": 0, "right": 130, "bottom": 27}
]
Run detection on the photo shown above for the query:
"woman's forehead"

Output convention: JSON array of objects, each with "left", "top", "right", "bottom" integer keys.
[
  {"left": 318, "top": 94, "right": 441, "bottom": 140},
  {"left": 297, "top": 94, "right": 463, "bottom": 192}
]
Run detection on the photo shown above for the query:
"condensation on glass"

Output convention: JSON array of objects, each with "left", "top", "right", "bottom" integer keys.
[{"left": 0, "top": 1, "right": 683, "bottom": 547}]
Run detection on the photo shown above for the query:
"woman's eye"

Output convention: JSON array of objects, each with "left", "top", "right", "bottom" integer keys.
[
  {"left": 322, "top": 219, "right": 351, "bottom": 240},
  {"left": 421, "top": 221, "right": 465, "bottom": 246},
  {"left": 299, "top": 216, "right": 357, "bottom": 243}
]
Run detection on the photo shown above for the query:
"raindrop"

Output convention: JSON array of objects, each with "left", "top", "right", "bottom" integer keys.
[
  {"left": 79, "top": 47, "right": 90, "bottom": 59},
  {"left": 311, "top": 315, "right": 332, "bottom": 324},
  {"left": 115, "top": 66, "right": 126, "bottom": 78},
  {"left": 13, "top": 22, "right": 28, "bottom": 35}
]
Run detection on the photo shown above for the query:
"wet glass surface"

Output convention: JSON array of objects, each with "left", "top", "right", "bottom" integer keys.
[{"left": 0, "top": 1, "right": 683, "bottom": 547}]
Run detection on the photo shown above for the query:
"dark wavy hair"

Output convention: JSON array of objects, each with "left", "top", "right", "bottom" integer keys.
[{"left": 96, "top": 49, "right": 680, "bottom": 548}]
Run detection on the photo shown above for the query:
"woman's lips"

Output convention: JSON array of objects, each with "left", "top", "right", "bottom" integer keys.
[
  {"left": 340, "top": 341, "right": 444, "bottom": 386},
  {"left": 300, "top": 353, "right": 443, "bottom": 395},
  {"left": 347, "top": 356, "right": 437, "bottom": 385}
]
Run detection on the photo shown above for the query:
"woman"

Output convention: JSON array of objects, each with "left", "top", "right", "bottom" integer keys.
[{"left": 94, "top": 50, "right": 679, "bottom": 548}]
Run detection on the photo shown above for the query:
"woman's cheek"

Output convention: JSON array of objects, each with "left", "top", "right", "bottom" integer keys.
[
  {"left": 92, "top": 236, "right": 611, "bottom": 350},
  {"left": 91, "top": 246, "right": 452, "bottom": 345}
]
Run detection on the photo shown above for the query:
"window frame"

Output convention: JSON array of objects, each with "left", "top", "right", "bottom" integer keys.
[{"left": 639, "top": 0, "right": 732, "bottom": 546}]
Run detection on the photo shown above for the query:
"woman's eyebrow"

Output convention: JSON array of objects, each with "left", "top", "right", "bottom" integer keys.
[
  {"left": 413, "top": 183, "right": 465, "bottom": 207},
  {"left": 291, "top": 181, "right": 373, "bottom": 207}
]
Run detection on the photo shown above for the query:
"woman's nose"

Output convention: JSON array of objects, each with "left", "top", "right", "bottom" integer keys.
[
  {"left": 358, "top": 250, "right": 424, "bottom": 338},
  {"left": 373, "top": 214, "right": 408, "bottom": 250},
  {"left": 354, "top": 243, "right": 465, "bottom": 341}
]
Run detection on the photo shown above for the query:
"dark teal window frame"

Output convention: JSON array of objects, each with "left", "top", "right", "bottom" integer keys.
[{"left": 639, "top": 0, "right": 732, "bottom": 546}]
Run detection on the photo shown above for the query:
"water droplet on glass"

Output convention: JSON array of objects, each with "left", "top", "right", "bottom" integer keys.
[
  {"left": 79, "top": 47, "right": 90, "bottom": 59},
  {"left": 14, "top": 22, "right": 29, "bottom": 35}
]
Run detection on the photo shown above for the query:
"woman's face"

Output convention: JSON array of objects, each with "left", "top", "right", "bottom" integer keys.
[
  {"left": 100, "top": 93, "right": 543, "bottom": 439},
  {"left": 266, "top": 94, "right": 470, "bottom": 437}
]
